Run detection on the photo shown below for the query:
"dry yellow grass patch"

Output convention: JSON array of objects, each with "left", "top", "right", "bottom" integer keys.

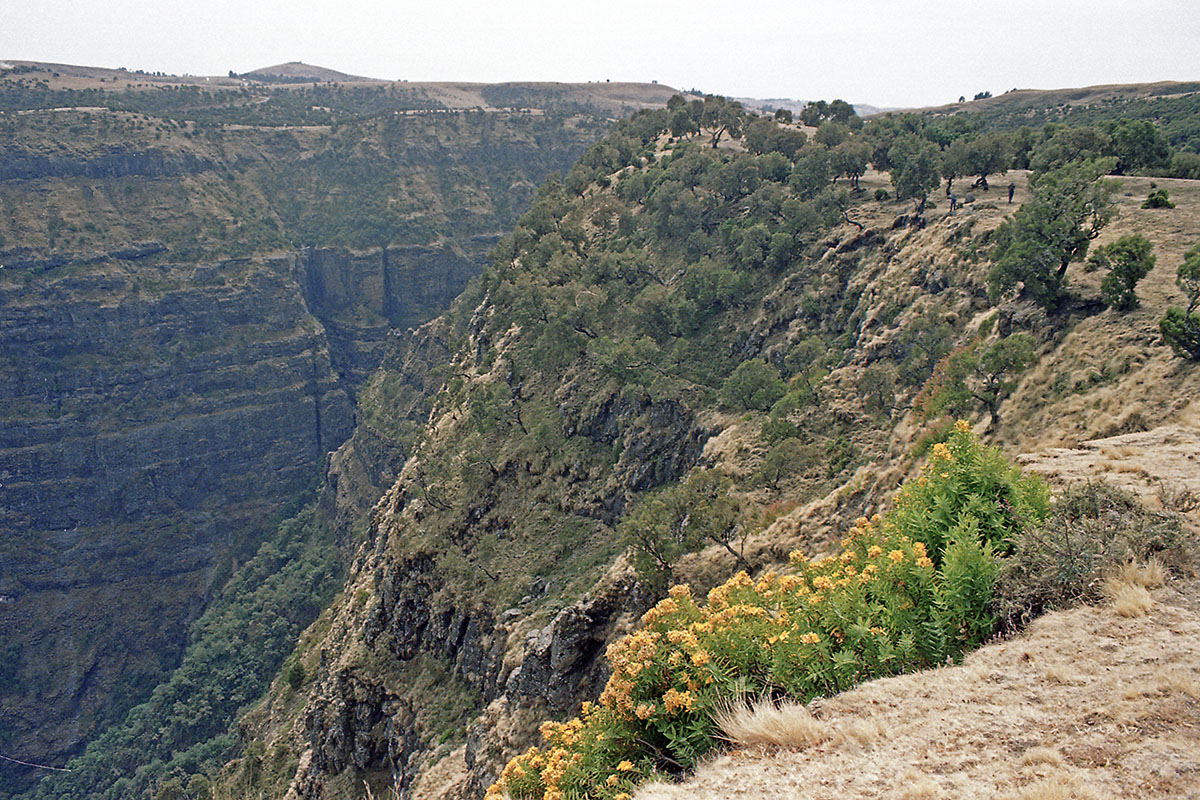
[
  {"left": 897, "top": 771, "right": 942, "bottom": 799},
  {"left": 713, "top": 699, "right": 830, "bottom": 749},
  {"left": 1043, "top": 663, "right": 1085, "bottom": 686},
  {"left": 1112, "top": 557, "right": 1166, "bottom": 588},
  {"left": 1012, "top": 773, "right": 1100, "bottom": 800},
  {"left": 1021, "top": 747, "right": 1065, "bottom": 768},
  {"left": 1157, "top": 668, "right": 1200, "bottom": 700},
  {"left": 1104, "top": 574, "right": 1155, "bottom": 617}
]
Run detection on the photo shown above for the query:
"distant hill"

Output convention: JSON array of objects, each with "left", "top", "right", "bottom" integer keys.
[
  {"left": 735, "top": 96, "right": 897, "bottom": 118},
  {"left": 911, "top": 80, "right": 1200, "bottom": 116},
  {"left": 241, "top": 61, "right": 374, "bottom": 83}
]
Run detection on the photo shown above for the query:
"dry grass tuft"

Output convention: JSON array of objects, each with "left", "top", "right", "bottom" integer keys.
[
  {"left": 898, "top": 771, "right": 942, "bottom": 799},
  {"left": 1157, "top": 669, "right": 1200, "bottom": 700},
  {"left": 1014, "top": 773, "right": 1100, "bottom": 800},
  {"left": 714, "top": 698, "right": 830, "bottom": 749},
  {"left": 1112, "top": 558, "right": 1165, "bottom": 588},
  {"left": 1021, "top": 746, "right": 1064, "bottom": 767},
  {"left": 838, "top": 716, "right": 887, "bottom": 748},
  {"left": 1104, "top": 575, "right": 1154, "bottom": 617},
  {"left": 1043, "top": 664, "right": 1084, "bottom": 686}
]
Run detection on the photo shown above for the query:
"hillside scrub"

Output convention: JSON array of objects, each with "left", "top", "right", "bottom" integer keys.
[{"left": 487, "top": 423, "right": 1050, "bottom": 800}]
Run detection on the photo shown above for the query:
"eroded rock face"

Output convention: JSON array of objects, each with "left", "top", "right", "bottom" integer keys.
[
  {"left": 0, "top": 254, "right": 359, "bottom": 787},
  {"left": 298, "top": 246, "right": 480, "bottom": 391},
  {"left": 0, "top": 144, "right": 211, "bottom": 181},
  {"left": 292, "top": 556, "right": 646, "bottom": 800}
]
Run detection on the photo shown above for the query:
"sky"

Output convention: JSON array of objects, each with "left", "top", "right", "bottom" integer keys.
[{"left": 4, "top": 0, "right": 1200, "bottom": 108}]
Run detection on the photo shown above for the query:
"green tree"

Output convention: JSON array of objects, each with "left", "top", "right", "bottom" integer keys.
[
  {"left": 918, "top": 335, "right": 1035, "bottom": 427},
  {"left": 814, "top": 121, "right": 850, "bottom": 148},
  {"left": 988, "top": 159, "right": 1119, "bottom": 309},
  {"left": 964, "top": 132, "right": 1012, "bottom": 190},
  {"left": 773, "top": 107, "right": 794, "bottom": 123},
  {"left": 831, "top": 139, "right": 871, "bottom": 190},
  {"left": 1087, "top": 234, "right": 1156, "bottom": 311},
  {"left": 669, "top": 107, "right": 698, "bottom": 139},
  {"left": 721, "top": 359, "right": 787, "bottom": 411},
  {"left": 941, "top": 138, "right": 970, "bottom": 196},
  {"left": 888, "top": 135, "right": 942, "bottom": 214},
  {"left": 789, "top": 147, "right": 832, "bottom": 199},
  {"left": 756, "top": 437, "right": 805, "bottom": 489},
  {"left": 1159, "top": 308, "right": 1200, "bottom": 359},
  {"left": 700, "top": 95, "right": 745, "bottom": 148},
  {"left": 620, "top": 471, "right": 747, "bottom": 590},
  {"left": 860, "top": 362, "right": 897, "bottom": 415},
  {"left": 1029, "top": 126, "right": 1111, "bottom": 174},
  {"left": 1175, "top": 244, "right": 1200, "bottom": 313},
  {"left": 1159, "top": 244, "right": 1200, "bottom": 359},
  {"left": 1106, "top": 118, "right": 1171, "bottom": 174}
]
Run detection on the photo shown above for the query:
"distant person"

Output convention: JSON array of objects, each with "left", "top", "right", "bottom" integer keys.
[
  {"left": 948, "top": 193, "right": 958, "bottom": 213},
  {"left": 1008, "top": 182, "right": 1016, "bottom": 204}
]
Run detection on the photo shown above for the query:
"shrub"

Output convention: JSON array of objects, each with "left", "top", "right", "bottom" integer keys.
[
  {"left": 1088, "top": 234, "right": 1155, "bottom": 311},
  {"left": 1159, "top": 307, "right": 1200, "bottom": 359},
  {"left": 994, "top": 482, "right": 1191, "bottom": 630},
  {"left": 489, "top": 423, "right": 1045, "bottom": 800},
  {"left": 1141, "top": 188, "right": 1175, "bottom": 209},
  {"left": 874, "top": 187, "right": 890, "bottom": 201},
  {"left": 285, "top": 659, "right": 306, "bottom": 690},
  {"left": 719, "top": 360, "right": 786, "bottom": 411}
]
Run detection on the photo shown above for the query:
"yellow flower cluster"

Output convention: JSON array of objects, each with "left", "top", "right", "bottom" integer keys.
[{"left": 662, "top": 688, "right": 695, "bottom": 713}]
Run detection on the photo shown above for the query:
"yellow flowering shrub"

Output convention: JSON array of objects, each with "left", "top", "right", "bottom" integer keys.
[{"left": 488, "top": 424, "right": 1046, "bottom": 800}]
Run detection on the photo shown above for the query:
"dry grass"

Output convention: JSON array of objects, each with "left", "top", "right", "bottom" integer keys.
[
  {"left": 714, "top": 699, "right": 831, "bottom": 749},
  {"left": 1112, "top": 557, "right": 1166, "bottom": 588},
  {"left": 1157, "top": 668, "right": 1200, "bottom": 700},
  {"left": 1105, "top": 575, "right": 1155, "bottom": 616},
  {"left": 713, "top": 697, "right": 894, "bottom": 754},
  {"left": 1021, "top": 747, "right": 1065, "bottom": 768},
  {"left": 1012, "top": 773, "right": 1100, "bottom": 800}
]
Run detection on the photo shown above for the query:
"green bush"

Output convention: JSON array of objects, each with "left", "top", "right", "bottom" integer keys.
[
  {"left": 489, "top": 423, "right": 1045, "bottom": 800},
  {"left": 1159, "top": 306, "right": 1200, "bottom": 359},
  {"left": 1088, "top": 234, "right": 1156, "bottom": 311},
  {"left": 994, "top": 482, "right": 1192, "bottom": 630},
  {"left": 1141, "top": 188, "right": 1175, "bottom": 209},
  {"left": 719, "top": 360, "right": 786, "bottom": 411}
]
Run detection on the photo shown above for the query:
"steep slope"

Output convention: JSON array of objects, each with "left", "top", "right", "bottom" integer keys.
[
  {"left": 0, "top": 65, "right": 674, "bottom": 795},
  {"left": 213, "top": 104, "right": 1199, "bottom": 800}
]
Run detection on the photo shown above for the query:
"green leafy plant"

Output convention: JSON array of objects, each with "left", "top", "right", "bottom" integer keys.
[
  {"left": 1159, "top": 244, "right": 1200, "bottom": 359},
  {"left": 1141, "top": 188, "right": 1175, "bottom": 209},
  {"left": 1088, "top": 234, "right": 1156, "bottom": 311}
]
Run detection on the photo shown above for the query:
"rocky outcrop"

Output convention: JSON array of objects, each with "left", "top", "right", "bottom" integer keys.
[
  {"left": 0, "top": 145, "right": 211, "bottom": 181},
  {"left": 287, "top": 548, "right": 647, "bottom": 800}
]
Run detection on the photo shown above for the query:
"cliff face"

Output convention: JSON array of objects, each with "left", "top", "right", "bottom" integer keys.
[
  {"left": 298, "top": 245, "right": 481, "bottom": 391},
  {"left": 0, "top": 254, "right": 354, "bottom": 775},
  {"left": 214, "top": 108, "right": 1200, "bottom": 800}
]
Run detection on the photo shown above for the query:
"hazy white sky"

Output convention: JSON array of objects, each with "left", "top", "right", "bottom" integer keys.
[{"left": 4, "top": 0, "right": 1199, "bottom": 108}]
